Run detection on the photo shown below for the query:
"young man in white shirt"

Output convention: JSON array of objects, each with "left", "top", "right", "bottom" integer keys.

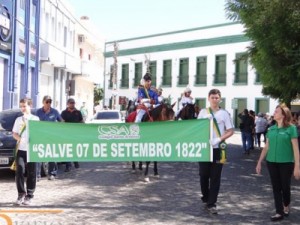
[{"left": 197, "top": 89, "right": 234, "bottom": 214}]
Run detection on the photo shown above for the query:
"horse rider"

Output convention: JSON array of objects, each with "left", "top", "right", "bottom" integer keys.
[
  {"left": 175, "top": 87, "right": 194, "bottom": 120},
  {"left": 135, "top": 72, "right": 159, "bottom": 123}
]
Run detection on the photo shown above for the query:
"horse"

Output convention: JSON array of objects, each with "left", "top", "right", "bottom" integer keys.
[
  {"left": 140, "top": 103, "right": 175, "bottom": 181},
  {"left": 129, "top": 102, "right": 175, "bottom": 182},
  {"left": 176, "top": 103, "right": 197, "bottom": 120}
]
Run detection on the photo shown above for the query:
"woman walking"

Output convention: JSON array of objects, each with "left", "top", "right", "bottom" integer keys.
[{"left": 256, "top": 104, "right": 300, "bottom": 221}]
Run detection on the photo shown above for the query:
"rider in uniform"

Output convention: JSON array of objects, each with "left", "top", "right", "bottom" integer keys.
[
  {"left": 175, "top": 86, "right": 194, "bottom": 120},
  {"left": 135, "top": 73, "right": 159, "bottom": 122}
]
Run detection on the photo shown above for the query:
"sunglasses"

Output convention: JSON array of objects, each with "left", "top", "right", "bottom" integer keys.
[
  {"left": 69, "top": 102, "right": 75, "bottom": 104},
  {"left": 45, "top": 100, "right": 52, "bottom": 104}
]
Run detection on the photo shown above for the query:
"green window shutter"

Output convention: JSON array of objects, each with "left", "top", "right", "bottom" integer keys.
[
  {"left": 178, "top": 58, "right": 189, "bottom": 85},
  {"left": 121, "top": 64, "right": 129, "bottom": 88},
  {"left": 134, "top": 62, "right": 143, "bottom": 87},
  {"left": 150, "top": 61, "right": 157, "bottom": 86},
  {"left": 234, "top": 53, "right": 248, "bottom": 84},
  {"left": 214, "top": 55, "right": 226, "bottom": 84},
  {"left": 195, "top": 56, "right": 207, "bottom": 85},
  {"left": 195, "top": 98, "right": 206, "bottom": 109},
  {"left": 162, "top": 60, "right": 172, "bottom": 86}
]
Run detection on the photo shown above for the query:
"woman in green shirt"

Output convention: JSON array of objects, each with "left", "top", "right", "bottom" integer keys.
[{"left": 256, "top": 105, "right": 300, "bottom": 222}]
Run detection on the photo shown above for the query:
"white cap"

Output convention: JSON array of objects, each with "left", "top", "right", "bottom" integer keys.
[{"left": 184, "top": 87, "right": 192, "bottom": 93}]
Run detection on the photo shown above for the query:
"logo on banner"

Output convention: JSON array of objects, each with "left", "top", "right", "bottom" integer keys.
[{"left": 98, "top": 124, "right": 140, "bottom": 140}]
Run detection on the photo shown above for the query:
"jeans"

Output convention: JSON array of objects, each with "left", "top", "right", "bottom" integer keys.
[
  {"left": 199, "top": 160, "right": 223, "bottom": 207},
  {"left": 241, "top": 131, "right": 252, "bottom": 152},
  {"left": 267, "top": 161, "right": 294, "bottom": 215},
  {"left": 16, "top": 150, "right": 36, "bottom": 198}
]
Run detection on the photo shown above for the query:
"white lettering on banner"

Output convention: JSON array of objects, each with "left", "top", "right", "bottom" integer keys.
[
  {"left": 93, "top": 143, "right": 108, "bottom": 157},
  {"left": 175, "top": 142, "right": 206, "bottom": 158},
  {"left": 37, "top": 144, "right": 74, "bottom": 158},
  {"left": 110, "top": 142, "right": 172, "bottom": 158}
]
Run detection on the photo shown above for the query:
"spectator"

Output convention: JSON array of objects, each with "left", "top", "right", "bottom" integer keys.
[
  {"left": 36, "top": 95, "right": 63, "bottom": 181},
  {"left": 255, "top": 112, "right": 268, "bottom": 150},
  {"left": 80, "top": 101, "right": 88, "bottom": 122},
  {"left": 256, "top": 104, "right": 300, "bottom": 221},
  {"left": 61, "top": 98, "right": 83, "bottom": 172},
  {"left": 12, "top": 98, "right": 39, "bottom": 205},
  {"left": 238, "top": 109, "right": 255, "bottom": 154}
]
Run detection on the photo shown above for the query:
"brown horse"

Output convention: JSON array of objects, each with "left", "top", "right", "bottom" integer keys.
[
  {"left": 130, "top": 103, "right": 175, "bottom": 182},
  {"left": 176, "top": 103, "right": 197, "bottom": 120}
]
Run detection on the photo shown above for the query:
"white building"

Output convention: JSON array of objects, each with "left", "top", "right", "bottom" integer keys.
[
  {"left": 39, "top": 0, "right": 104, "bottom": 116},
  {"left": 104, "top": 22, "right": 279, "bottom": 126}
]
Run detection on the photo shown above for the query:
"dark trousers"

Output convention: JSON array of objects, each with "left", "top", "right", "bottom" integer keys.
[
  {"left": 266, "top": 161, "right": 294, "bottom": 215},
  {"left": 199, "top": 161, "right": 223, "bottom": 207},
  {"left": 256, "top": 132, "right": 263, "bottom": 148},
  {"left": 16, "top": 150, "right": 36, "bottom": 198},
  {"left": 48, "top": 162, "right": 58, "bottom": 176}
]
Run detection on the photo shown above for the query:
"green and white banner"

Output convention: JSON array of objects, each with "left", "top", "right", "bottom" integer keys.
[{"left": 28, "top": 119, "right": 212, "bottom": 162}]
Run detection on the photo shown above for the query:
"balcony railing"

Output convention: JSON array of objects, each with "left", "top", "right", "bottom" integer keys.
[
  {"left": 213, "top": 74, "right": 226, "bottom": 85},
  {"left": 161, "top": 76, "right": 172, "bottom": 86},
  {"left": 195, "top": 74, "right": 207, "bottom": 85},
  {"left": 177, "top": 75, "right": 189, "bottom": 85}
]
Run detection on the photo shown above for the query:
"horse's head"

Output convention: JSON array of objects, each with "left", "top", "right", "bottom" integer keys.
[{"left": 179, "top": 103, "right": 196, "bottom": 120}]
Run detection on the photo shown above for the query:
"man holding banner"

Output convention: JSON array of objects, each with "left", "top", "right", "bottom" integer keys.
[{"left": 197, "top": 89, "right": 234, "bottom": 214}]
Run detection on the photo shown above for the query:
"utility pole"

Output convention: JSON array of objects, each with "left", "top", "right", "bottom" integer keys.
[{"left": 112, "top": 42, "right": 118, "bottom": 109}]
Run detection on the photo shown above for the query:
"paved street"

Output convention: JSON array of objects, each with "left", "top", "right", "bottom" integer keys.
[{"left": 1, "top": 131, "right": 300, "bottom": 225}]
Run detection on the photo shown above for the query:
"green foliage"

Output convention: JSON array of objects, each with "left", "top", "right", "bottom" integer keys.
[
  {"left": 226, "top": 0, "right": 300, "bottom": 106},
  {"left": 94, "top": 86, "right": 104, "bottom": 105}
]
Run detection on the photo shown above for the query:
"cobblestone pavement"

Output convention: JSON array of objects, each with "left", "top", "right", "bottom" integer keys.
[{"left": 1, "top": 131, "right": 300, "bottom": 225}]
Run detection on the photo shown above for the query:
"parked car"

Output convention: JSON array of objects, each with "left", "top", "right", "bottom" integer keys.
[
  {"left": 89, "top": 110, "right": 125, "bottom": 124},
  {"left": 0, "top": 109, "right": 48, "bottom": 175}
]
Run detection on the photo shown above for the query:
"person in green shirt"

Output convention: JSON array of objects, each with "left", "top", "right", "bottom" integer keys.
[{"left": 256, "top": 104, "right": 300, "bottom": 222}]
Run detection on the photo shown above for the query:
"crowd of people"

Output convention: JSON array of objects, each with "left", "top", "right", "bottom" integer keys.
[{"left": 10, "top": 72, "right": 300, "bottom": 222}]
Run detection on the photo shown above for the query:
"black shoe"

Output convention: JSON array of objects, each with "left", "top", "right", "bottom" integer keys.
[
  {"left": 65, "top": 168, "right": 71, "bottom": 172},
  {"left": 270, "top": 214, "right": 283, "bottom": 222}
]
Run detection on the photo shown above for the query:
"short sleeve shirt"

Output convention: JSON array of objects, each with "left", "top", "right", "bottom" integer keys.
[
  {"left": 36, "top": 107, "right": 62, "bottom": 122},
  {"left": 12, "top": 114, "right": 39, "bottom": 151},
  {"left": 61, "top": 108, "right": 83, "bottom": 123},
  {"left": 266, "top": 124, "right": 297, "bottom": 163},
  {"left": 198, "top": 108, "right": 234, "bottom": 148}
]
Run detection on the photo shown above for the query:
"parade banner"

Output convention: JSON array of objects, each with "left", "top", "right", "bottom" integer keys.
[{"left": 28, "top": 119, "right": 212, "bottom": 162}]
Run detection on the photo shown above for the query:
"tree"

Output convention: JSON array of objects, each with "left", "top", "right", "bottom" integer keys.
[
  {"left": 226, "top": 0, "right": 300, "bottom": 106},
  {"left": 94, "top": 86, "right": 104, "bottom": 105}
]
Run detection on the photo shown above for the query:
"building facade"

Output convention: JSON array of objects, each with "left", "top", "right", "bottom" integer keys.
[
  {"left": 39, "top": 0, "right": 103, "bottom": 115},
  {"left": 104, "top": 22, "right": 278, "bottom": 126}
]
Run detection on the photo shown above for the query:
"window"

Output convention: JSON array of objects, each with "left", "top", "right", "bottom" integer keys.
[
  {"left": 178, "top": 58, "right": 189, "bottom": 85},
  {"left": 31, "top": 2, "right": 36, "bottom": 17},
  {"left": 255, "top": 72, "right": 261, "bottom": 83},
  {"left": 133, "top": 63, "right": 142, "bottom": 87},
  {"left": 195, "top": 56, "right": 207, "bottom": 85},
  {"left": 63, "top": 26, "right": 67, "bottom": 47},
  {"left": 234, "top": 53, "right": 248, "bottom": 84},
  {"left": 220, "top": 98, "right": 226, "bottom": 109},
  {"left": 20, "top": 0, "right": 25, "bottom": 10},
  {"left": 162, "top": 60, "right": 172, "bottom": 86},
  {"left": 195, "top": 98, "right": 206, "bottom": 109},
  {"left": 149, "top": 61, "right": 157, "bottom": 87},
  {"left": 121, "top": 64, "right": 129, "bottom": 88},
  {"left": 79, "top": 48, "right": 83, "bottom": 58},
  {"left": 214, "top": 55, "right": 226, "bottom": 85}
]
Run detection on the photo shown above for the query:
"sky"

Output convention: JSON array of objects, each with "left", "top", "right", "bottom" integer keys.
[{"left": 67, "top": 0, "right": 230, "bottom": 41}]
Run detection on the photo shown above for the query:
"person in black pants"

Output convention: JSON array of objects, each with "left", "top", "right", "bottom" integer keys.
[
  {"left": 61, "top": 98, "right": 83, "bottom": 171},
  {"left": 12, "top": 98, "right": 39, "bottom": 205},
  {"left": 197, "top": 89, "right": 234, "bottom": 214},
  {"left": 256, "top": 105, "right": 300, "bottom": 222}
]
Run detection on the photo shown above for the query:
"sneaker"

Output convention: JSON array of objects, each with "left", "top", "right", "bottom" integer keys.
[
  {"left": 16, "top": 193, "right": 25, "bottom": 205},
  {"left": 48, "top": 175, "right": 55, "bottom": 180},
  {"left": 207, "top": 206, "right": 218, "bottom": 214},
  {"left": 23, "top": 196, "right": 32, "bottom": 205}
]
